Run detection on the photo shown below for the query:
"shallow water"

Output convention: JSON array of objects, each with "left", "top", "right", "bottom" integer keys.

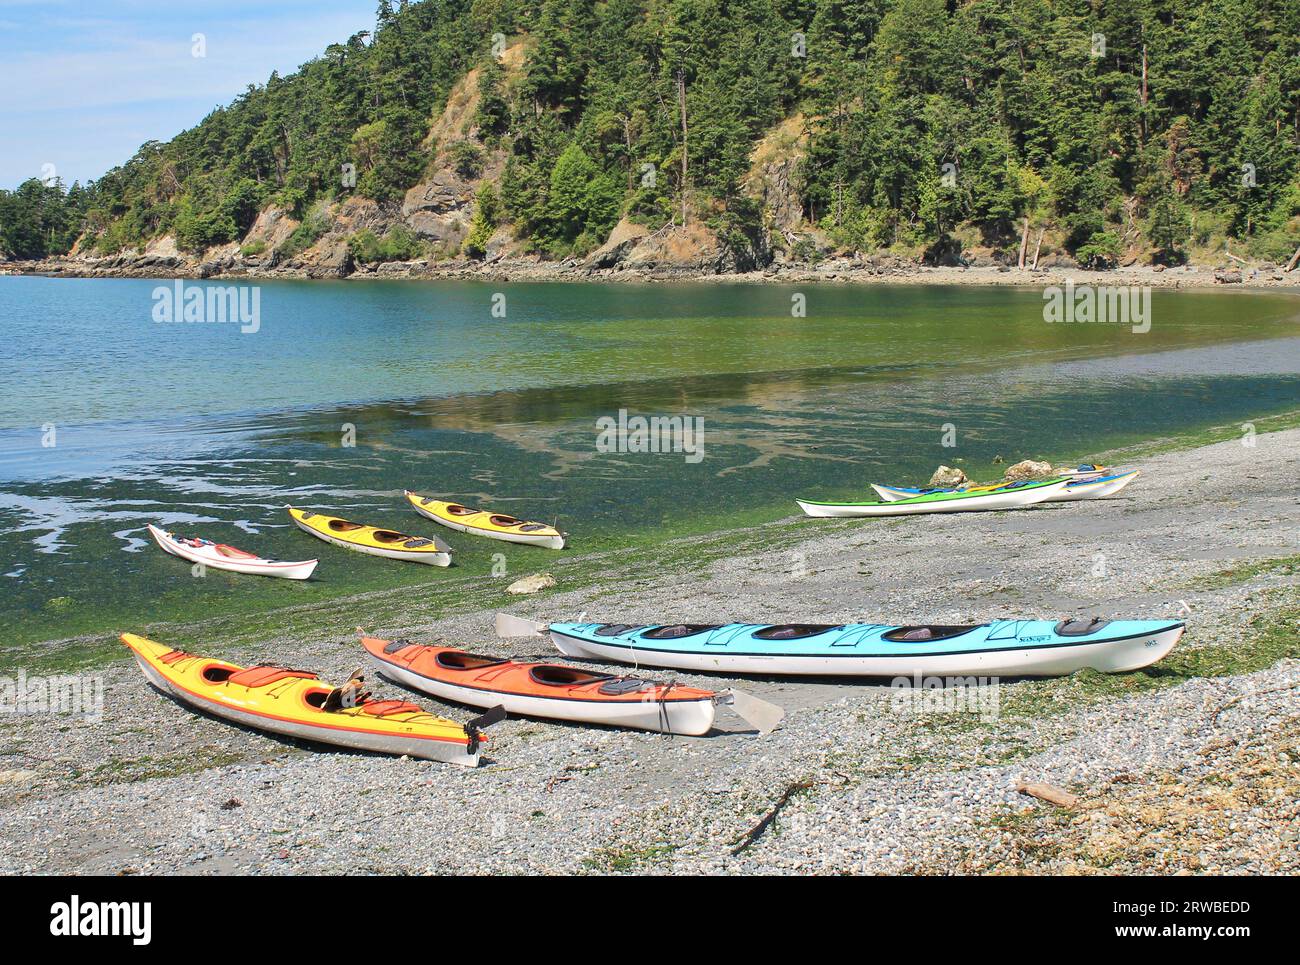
[{"left": 1, "top": 276, "right": 1297, "bottom": 647}]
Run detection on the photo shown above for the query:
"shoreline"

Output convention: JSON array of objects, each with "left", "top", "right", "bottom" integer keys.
[
  {"left": 5, "top": 255, "right": 1300, "bottom": 293},
  {"left": 12, "top": 407, "right": 1300, "bottom": 671},
  {"left": 2, "top": 425, "right": 1297, "bottom": 874}
]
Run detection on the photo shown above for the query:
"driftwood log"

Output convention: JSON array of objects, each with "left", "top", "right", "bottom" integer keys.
[{"left": 1016, "top": 782, "right": 1080, "bottom": 809}]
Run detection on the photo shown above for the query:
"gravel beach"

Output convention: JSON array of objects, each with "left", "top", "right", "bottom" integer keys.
[{"left": 1, "top": 427, "right": 1296, "bottom": 875}]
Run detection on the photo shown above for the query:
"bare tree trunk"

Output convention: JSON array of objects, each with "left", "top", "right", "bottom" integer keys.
[
  {"left": 623, "top": 117, "right": 634, "bottom": 194},
  {"left": 677, "top": 70, "right": 688, "bottom": 227},
  {"left": 1284, "top": 244, "right": 1300, "bottom": 272},
  {"left": 1017, "top": 216, "right": 1030, "bottom": 269},
  {"left": 1139, "top": 43, "right": 1149, "bottom": 146},
  {"left": 1031, "top": 228, "right": 1045, "bottom": 269}
]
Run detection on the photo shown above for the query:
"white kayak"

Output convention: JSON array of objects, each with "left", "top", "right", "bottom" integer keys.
[
  {"left": 797, "top": 478, "right": 1069, "bottom": 517},
  {"left": 1059, "top": 464, "right": 1112, "bottom": 480},
  {"left": 870, "top": 469, "right": 1139, "bottom": 504},
  {"left": 147, "top": 523, "right": 318, "bottom": 580}
]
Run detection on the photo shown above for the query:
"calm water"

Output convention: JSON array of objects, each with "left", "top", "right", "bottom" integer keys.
[{"left": 1, "top": 276, "right": 1297, "bottom": 647}]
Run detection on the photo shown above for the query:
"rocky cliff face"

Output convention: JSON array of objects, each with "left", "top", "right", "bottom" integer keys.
[{"left": 39, "top": 35, "right": 829, "bottom": 282}]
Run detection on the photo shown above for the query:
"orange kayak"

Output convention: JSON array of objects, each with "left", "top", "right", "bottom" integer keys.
[{"left": 361, "top": 634, "right": 757, "bottom": 735}]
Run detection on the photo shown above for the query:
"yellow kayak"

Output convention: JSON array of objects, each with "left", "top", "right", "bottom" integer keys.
[
  {"left": 121, "top": 633, "right": 496, "bottom": 765},
  {"left": 404, "top": 491, "right": 565, "bottom": 549},
  {"left": 287, "top": 506, "right": 452, "bottom": 565}
]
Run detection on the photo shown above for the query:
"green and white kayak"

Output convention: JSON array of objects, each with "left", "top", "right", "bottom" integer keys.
[{"left": 797, "top": 478, "right": 1069, "bottom": 517}]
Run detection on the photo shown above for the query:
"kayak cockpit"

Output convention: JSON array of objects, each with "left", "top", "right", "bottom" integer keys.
[
  {"left": 214, "top": 543, "right": 258, "bottom": 559},
  {"left": 642, "top": 624, "right": 720, "bottom": 639},
  {"left": 754, "top": 624, "right": 843, "bottom": 640},
  {"left": 594, "top": 624, "right": 649, "bottom": 637},
  {"left": 1053, "top": 617, "right": 1112, "bottom": 636},
  {"left": 205, "top": 665, "right": 318, "bottom": 687},
  {"left": 435, "top": 650, "right": 510, "bottom": 671},
  {"left": 882, "top": 625, "right": 983, "bottom": 642},
  {"left": 529, "top": 665, "right": 614, "bottom": 688}
]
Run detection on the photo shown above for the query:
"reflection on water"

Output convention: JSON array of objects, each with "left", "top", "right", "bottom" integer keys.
[
  {"left": 2, "top": 276, "right": 1298, "bottom": 428},
  {"left": 1, "top": 272, "right": 1297, "bottom": 646},
  {"left": 1, "top": 332, "right": 1298, "bottom": 647}
]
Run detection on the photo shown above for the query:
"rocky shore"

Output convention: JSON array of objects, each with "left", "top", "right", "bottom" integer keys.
[
  {"left": 6, "top": 249, "right": 1299, "bottom": 292},
  {"left": 0, "top": 428, "right": 1296, "bottom": 874}
]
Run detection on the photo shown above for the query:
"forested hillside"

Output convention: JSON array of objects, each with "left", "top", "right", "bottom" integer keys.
[{"left": 3, "top": 0, "right": 1299, "bottom": 270}]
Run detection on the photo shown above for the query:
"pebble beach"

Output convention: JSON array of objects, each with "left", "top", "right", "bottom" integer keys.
[{"left": 1, "top": 427, "right": 1296, "bottom": 875}]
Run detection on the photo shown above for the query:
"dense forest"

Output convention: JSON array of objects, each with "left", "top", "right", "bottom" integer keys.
[{"left": 2, "top": 0, "right": 1298, "bottom": 267}]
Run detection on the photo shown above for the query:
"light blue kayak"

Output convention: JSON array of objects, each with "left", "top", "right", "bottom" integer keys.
[{"left": 541, "top": 617, "right": 1184, "bottom": 677}]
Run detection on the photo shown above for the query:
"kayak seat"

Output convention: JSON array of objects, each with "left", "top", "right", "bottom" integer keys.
[
  {"left": 327, "top": 520, "right": 365, "bottom": 532},
  {"left": 372, "top": 530, "right": 409, "bottom": 543},
  {"left": 529, "top": 665, "right": 614, "bottom": 688},
  {"left": 754, "top": 624, "right": 841, "bottom": 640},
  {"left": 1053, "top": 617, "right": 1112, "bottom": 637},
  {"left": 489, "top": 514, "right": 522, "bottom": 527},
  {"left": 435, "top": 650, "right": 510, "bottom": 671},
  {"left": 227, "top": 666, "right": 318, "bottom": 688},
  {"left": 642, "top": 624, "right": 719, "bottom": 640},
  {"left": 446, "top": 504, "right": 476, "bottom": 515},
  {"left": 359, "top": 699, "right": 423, "bottom": 718},
  {"left": 882, "top": 625, "right": 981, "bottom": 643}
]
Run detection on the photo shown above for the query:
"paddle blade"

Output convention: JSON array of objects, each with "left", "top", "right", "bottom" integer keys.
[
  {"left": 465, "top": 704, "right": 506, "bottom": 755},
  {"left": 468, "top": 704, "right": 507, "bottom": 731},
  {"left": 495, "top": 612, "right": 547, "bottom": 638},
  {"left": 723, "top": 689, "right": 785, "bottom": 735}
]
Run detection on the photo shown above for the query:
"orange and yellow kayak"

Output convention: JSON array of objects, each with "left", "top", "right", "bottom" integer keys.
[
  {"left": 122, "top": 633, "right": 493, "bottom": 765},
  {"left": 404, "top": 491, "right": 565, "bottom": 549}
]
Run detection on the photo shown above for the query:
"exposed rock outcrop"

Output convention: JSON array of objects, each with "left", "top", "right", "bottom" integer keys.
[
  {"left": 583, "top": 217, "right": 651, "bottom": 270},
  {"left": 618, "top": 223, "right": 735, "bottom": 274},
  {"left": 1003, "top": 459, "right": 1053, "bottom": 481},
  {"left": 928, "top": 465, "right": 968, "bottom": 488},
  {"left": 402, "top": 170, "right": 475, "bottom": 246}
]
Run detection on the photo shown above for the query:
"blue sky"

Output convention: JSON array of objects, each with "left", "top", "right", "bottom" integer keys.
[{"left": 0, "top": 0, "right": 377, "bottom": 189}]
